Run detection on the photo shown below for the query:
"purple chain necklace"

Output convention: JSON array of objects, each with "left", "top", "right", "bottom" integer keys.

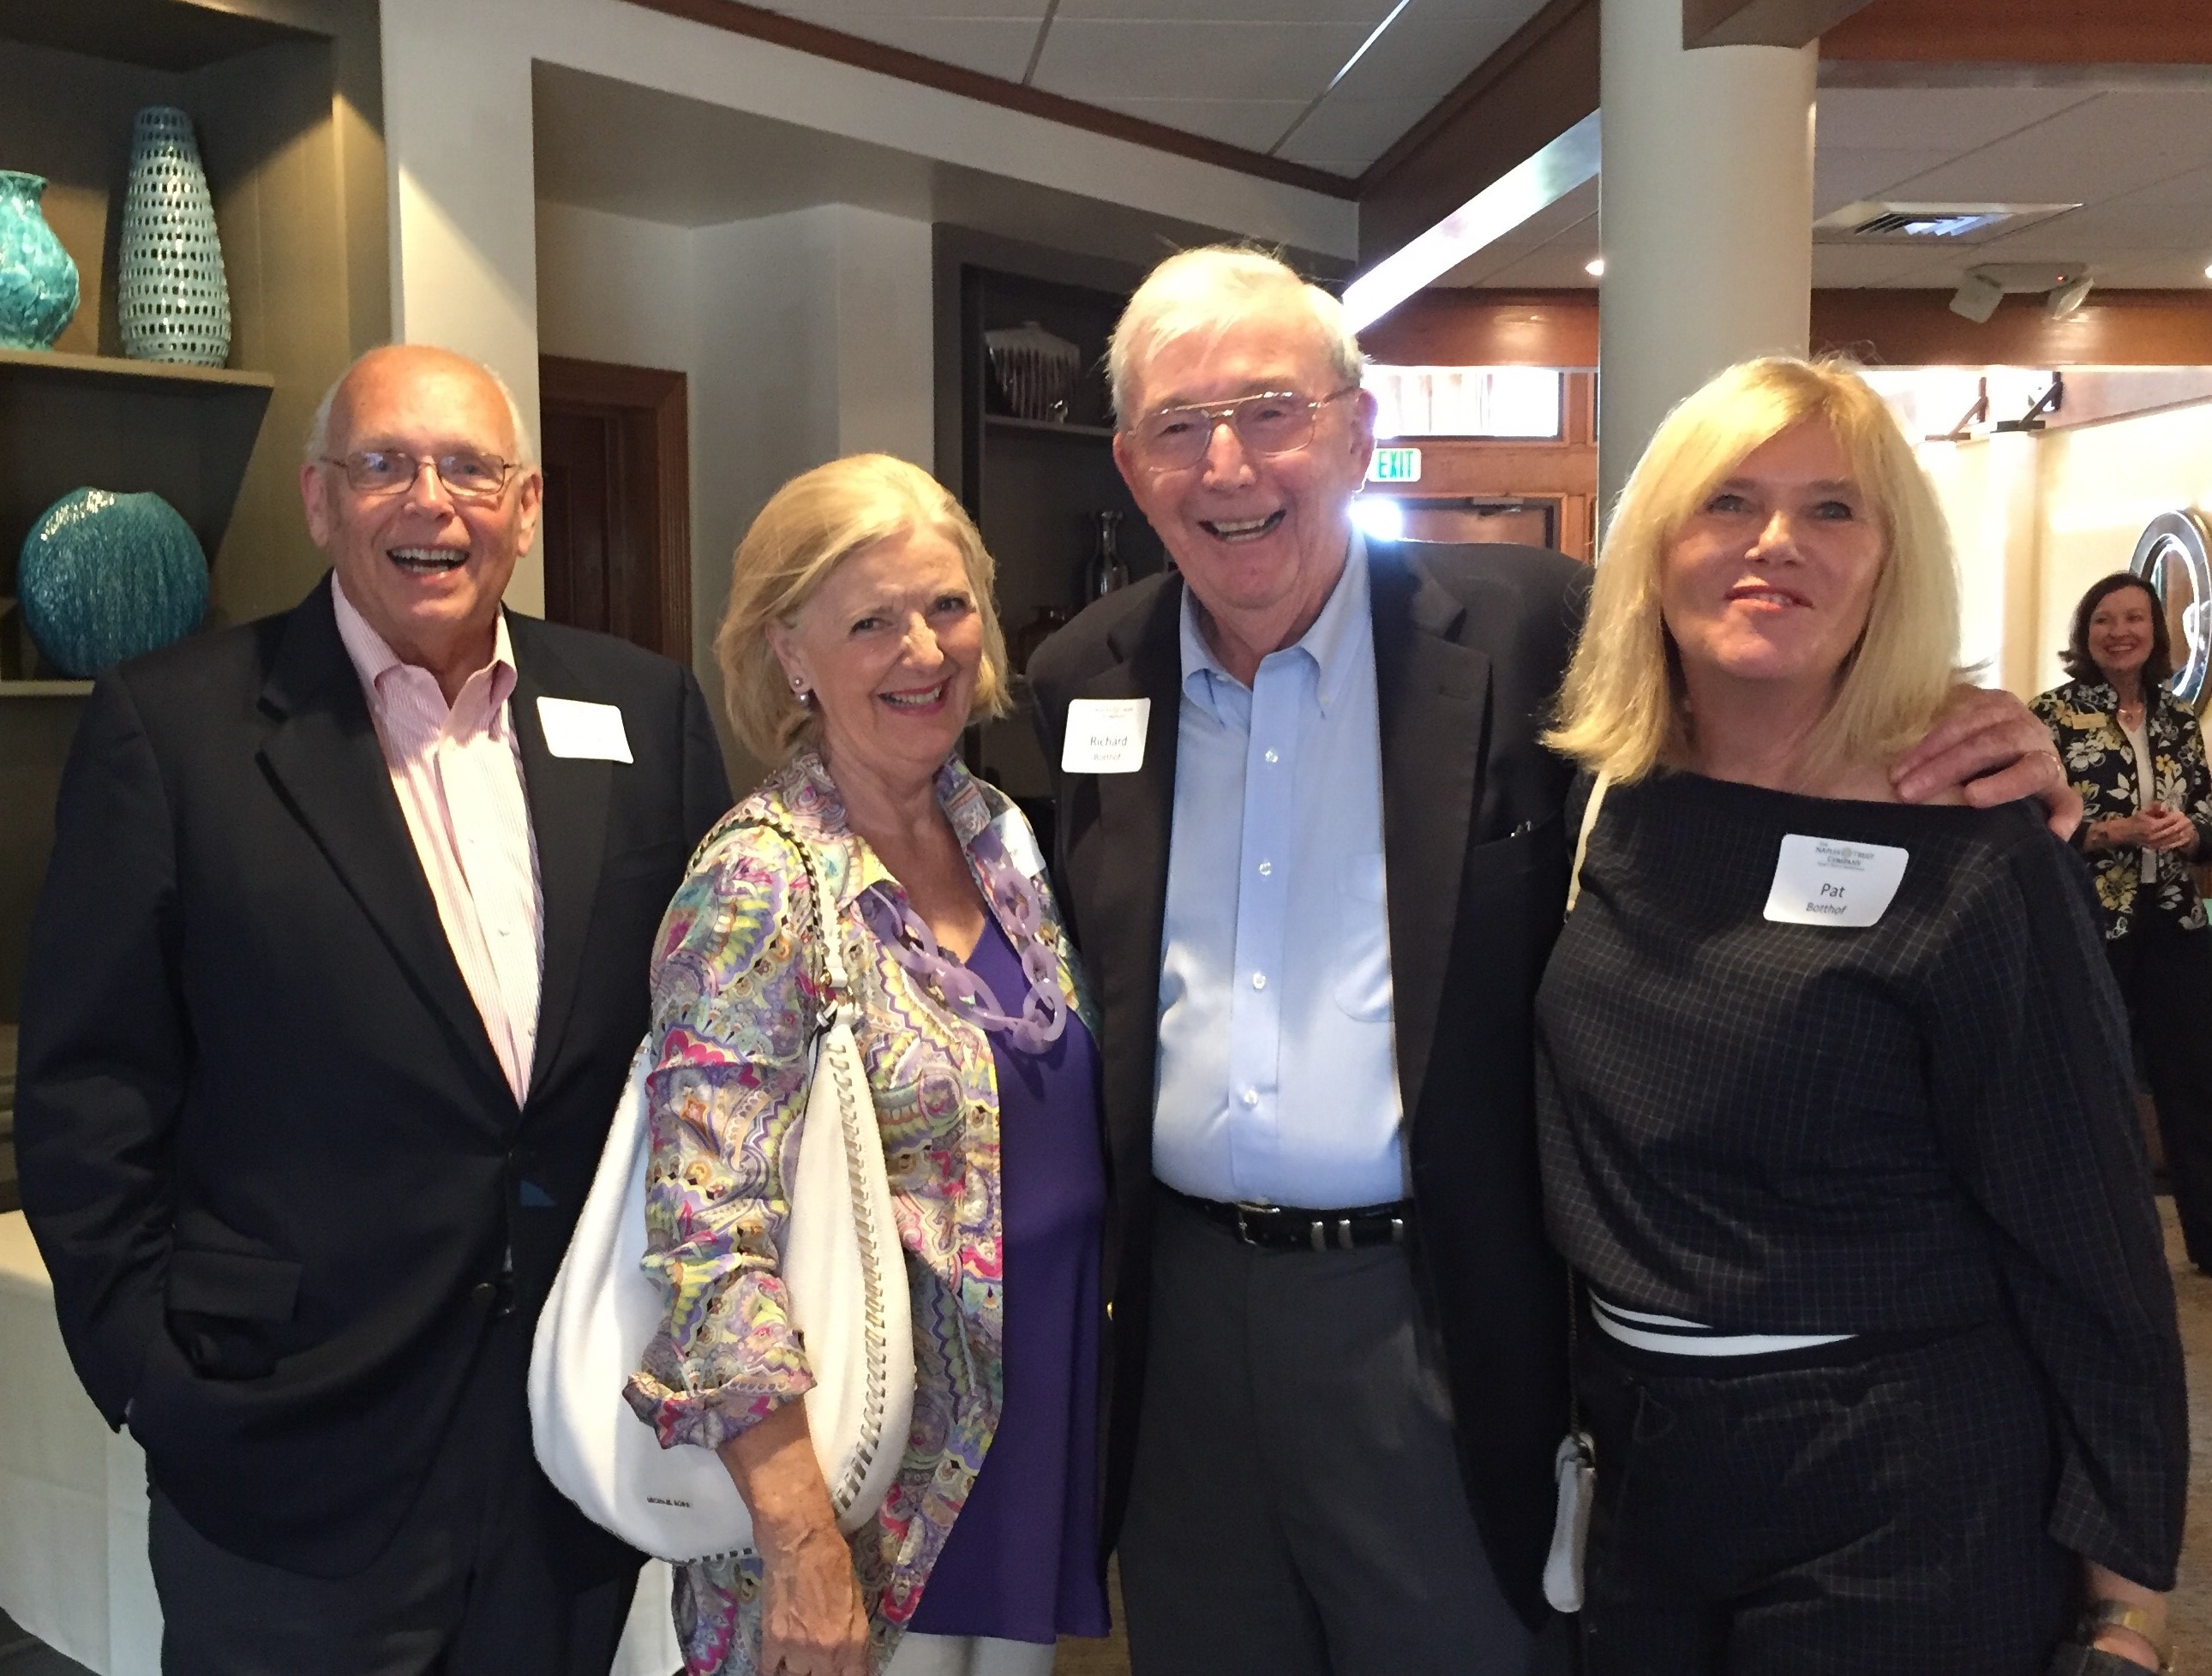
[{"left": 862, "top": 841, "right": 1067, "bottom": 1055}]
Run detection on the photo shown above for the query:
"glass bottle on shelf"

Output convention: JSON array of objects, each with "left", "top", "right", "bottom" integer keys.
[{"left": 1084, "top": 510, "right": 1130, "bottom": 601}]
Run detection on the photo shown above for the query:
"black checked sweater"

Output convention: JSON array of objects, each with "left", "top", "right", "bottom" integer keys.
[{"left": 1537, "top": 769, "right": 2186, "bottom": 1588}]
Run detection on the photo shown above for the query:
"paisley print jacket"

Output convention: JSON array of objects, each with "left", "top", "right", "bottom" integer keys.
[
  {"left": 2031, "top": 678, "right": 2212, "bottom": 938},
  {"left": 622, "top": 751, "right": 1097, "bottom": 1673}
]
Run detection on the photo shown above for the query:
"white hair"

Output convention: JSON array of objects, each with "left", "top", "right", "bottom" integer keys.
[
  {"left": 303, "top": 345, "right": 538, "bottom": 467},
  {"left": 1107, "top": 245, "right": 1364, "bottom": 423}
]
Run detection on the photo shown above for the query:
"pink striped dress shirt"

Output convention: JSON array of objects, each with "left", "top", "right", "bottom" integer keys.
[{"left": 333, "top": 578, "right": 544, "bottom": 1104}]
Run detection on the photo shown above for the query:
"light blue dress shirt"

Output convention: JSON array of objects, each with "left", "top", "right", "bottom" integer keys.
[{"left": 1154, "top": 536, "right": 1406, "bottom": 1208}]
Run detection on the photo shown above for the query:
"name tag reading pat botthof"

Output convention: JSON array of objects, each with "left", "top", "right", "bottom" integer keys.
[
  {"left": 1061, "top": 697, "right": 1150, "bottom": 774},
  {"left": 1763, "top": 833, "right": 1909, "bottom": 928}
]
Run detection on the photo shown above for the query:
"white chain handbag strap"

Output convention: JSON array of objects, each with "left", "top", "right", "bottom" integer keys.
[{"left": 1564, "top": 769, "right": 1611, "bottom": 918}]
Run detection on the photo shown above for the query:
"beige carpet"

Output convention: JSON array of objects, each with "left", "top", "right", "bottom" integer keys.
[{"left": 2161, "top": 1196, "right": 2212, "bottom": 1667}]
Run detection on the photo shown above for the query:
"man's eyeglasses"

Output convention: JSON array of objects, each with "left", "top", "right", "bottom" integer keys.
[
  {"left": 321, "top": 449, "right": 519, "bottom": 503},
  {"left": 1124, "top": 387, "right": 1358, "bottom": 471}
]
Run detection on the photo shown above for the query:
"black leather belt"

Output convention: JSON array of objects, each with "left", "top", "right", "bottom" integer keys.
[{"left": 1166, "top": 1186, "right": 1414, "bottom": 1252}]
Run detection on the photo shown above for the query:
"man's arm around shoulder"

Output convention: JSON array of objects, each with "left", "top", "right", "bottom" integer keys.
[{"left": 16, "top": 670, "right": 190, "bottom": 1426}]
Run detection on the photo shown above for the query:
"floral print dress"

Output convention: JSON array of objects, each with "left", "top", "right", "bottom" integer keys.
[
  {"left": 622, "top": 752, "right": 1098, "bottom": 1673},
  {"left": 2030, "top": 678, "right": 2212, "bottom": 938}
]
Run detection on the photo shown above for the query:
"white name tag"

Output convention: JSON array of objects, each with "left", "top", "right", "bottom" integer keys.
[
  {"left": 1763, "top": 833, "right": 1908, "bottom": 928},
  {"left": 536, "top": 697, "right": 633, "bottom": 763},
  {"left": 1061, "top": 697, "right": 1150, "bottom": 774}
]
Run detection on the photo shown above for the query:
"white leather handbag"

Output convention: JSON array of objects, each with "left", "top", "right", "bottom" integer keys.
[{"left": 530, "top": 816, "right": 915, "bottom": 1562}]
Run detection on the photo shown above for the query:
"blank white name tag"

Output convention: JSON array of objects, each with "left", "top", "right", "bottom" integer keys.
[
  {"left": 991, "top": 809, "right": 1048, "bottom": 878},
  {"left": 537, "top": 697, "right": 633, "bottom": 763},
  {"left": 1764, "top": 833, "right": 1908, "bottom": 928},
  {"left": 1062, "top": 697, "right": 1150, "bottom": 774}
]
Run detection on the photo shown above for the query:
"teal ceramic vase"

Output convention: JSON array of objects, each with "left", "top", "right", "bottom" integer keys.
[
  {"left": 18, "top": 488, "right": 209, "bottom": 677},
  {"left": 117, "top": 106, "right": 231, "bottom": 366},
  {"left": 0, "top": 171, "right": 80, "bottom": 350}
]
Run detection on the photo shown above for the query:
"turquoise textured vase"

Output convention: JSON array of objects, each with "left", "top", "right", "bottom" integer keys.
[
  {"left": 18, "top": 489, "right": 208, "bottom": 678},
  {"left": 117, "top": 106, "right": 231, "bottom": 366},
  {"left": 0, "top": 171, "right": 80, "bottom": 350}
]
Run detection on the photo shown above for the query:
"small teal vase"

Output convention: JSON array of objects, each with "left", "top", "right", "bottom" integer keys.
[
  {"left": 18, "top": 488, "right": 208, "bottom": 677},
  {"left": 118, "top": 106, "right": 231, "bottom": 366},
  {"left": 0, "top": 171, "right": 80, "bottom": 350}
]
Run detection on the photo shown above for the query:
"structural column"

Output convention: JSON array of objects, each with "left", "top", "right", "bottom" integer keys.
[{"left": 1597, "top": 1, "right": 1817, "bottom": 517}]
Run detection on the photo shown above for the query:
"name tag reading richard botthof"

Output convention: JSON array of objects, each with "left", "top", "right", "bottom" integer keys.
[
  {"left": 1762, "top": 834, "right": 1908, "bottom": 928},
  {"left": 1061, "top": 697, "right": 1150, "bottom": 774}
]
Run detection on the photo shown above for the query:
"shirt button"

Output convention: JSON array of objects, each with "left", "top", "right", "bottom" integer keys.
[
  {"left": 1251, "top": 973, "right": 1267, "bottom": 991},
  {"left": 1257, "top": 860, "right": 1273, "bottom": 877},
  {"left": 1263, "top": 748, "right": 1280, "bottom": 765},
  {"left": 1241, "top": 1087, "right": 1259, "bottom": 1107}
]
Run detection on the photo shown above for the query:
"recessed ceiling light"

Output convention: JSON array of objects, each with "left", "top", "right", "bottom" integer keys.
[{"left": 1585, "top": 257, "right": 1605, "bottom": 278}]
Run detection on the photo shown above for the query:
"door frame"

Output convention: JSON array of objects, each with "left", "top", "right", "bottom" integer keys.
[{"left": 537, "top": 354, "right": 692, "bottom": 661}]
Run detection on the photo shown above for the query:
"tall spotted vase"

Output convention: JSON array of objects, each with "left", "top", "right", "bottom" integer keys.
[{"left": 117, "top": 105, "right": 231, "bottom": 366}]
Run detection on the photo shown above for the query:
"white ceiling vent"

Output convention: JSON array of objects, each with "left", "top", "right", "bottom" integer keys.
[{"left": 1813, "top": 201, "right": 2083, "bottom": 243}]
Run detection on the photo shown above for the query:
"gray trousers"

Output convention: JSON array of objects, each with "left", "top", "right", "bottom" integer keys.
[{"left": 1118, "top": 1194, "right": 1545, "bottom": 1676}]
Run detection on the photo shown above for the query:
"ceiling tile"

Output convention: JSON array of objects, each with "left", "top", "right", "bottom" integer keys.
[
  {"left": 1813, "top": 148, "right": 1963, "bottom": 217},
  {"left": 1088, "top": 96, "right": 1312, "bottom": 150},
  {"left": 2096, "top": 254, "right": 2212, "bottom": 288},
  {"left": 1055, "top": 0, "right": 1397, "bottom": 21},
  {"left": 1809, "top": 243, "right": 1937, "bottom": 287},
  {"left": 766, "top": 13, "right": 1041, "bottom": 78},
  {"left": 1813, "top": 87, "right": 2101, "bottom": 155},
  {"left": 1031, "top": 19, "right": 1370, "bottom": 103},
  {"left": 763, "top": 0, "right": 1046, "bottom": 20},
  {"left": 1883, "top": 90, "right": 2212, "bottom": 208},
  {"left": 1275, "top": 97, "right": 1431, "bottom": 168},
  {"left": 1977, "top": 197, "right": 2212, "bottom": 261},
  {"left": 1324, "top": 5, "right": 1541, "bottom": 107}
]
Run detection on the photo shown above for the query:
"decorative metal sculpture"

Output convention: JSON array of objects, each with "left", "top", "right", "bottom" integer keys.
[{"left": 2131, "top": 509, "right": 2212, "bottom": 712}]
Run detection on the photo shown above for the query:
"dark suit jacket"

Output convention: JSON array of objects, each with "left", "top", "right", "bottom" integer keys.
[
  {"left": 1027, "top": 538, "right": 1588, "bottom": 1627},
  {"left": 15, "top": 575, "right": 731, "bottom": 1577}
]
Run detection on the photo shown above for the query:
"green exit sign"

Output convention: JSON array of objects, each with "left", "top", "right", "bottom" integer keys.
[{"left": 1370, "top": 446, "right": 1423, "bottom": 483}]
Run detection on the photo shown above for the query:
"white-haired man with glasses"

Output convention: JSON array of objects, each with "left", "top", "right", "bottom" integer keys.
[
  {"left": 1026, "top": 247, "right": 2077, "bottom": 1675},
  {"left": 17, "top": 343, "right": 730, "bottom": 1673}
]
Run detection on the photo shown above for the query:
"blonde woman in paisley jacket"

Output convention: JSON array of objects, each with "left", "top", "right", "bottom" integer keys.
[
  {"left": 625, "top": 457, "right": 1111, "bottom": 1676},
  {"left": 2034, "top": 570, "right": 2212, "bottom": 1271}
]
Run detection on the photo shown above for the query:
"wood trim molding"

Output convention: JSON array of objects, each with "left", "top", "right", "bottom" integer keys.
[
  {"left": 1358, "top": 288, "right": 2212, "bottom": 369},
  {"left": 1685, "top": 0, "right": 1873, "bottom": 51},
  {"left": 1820, "top": 0, "right": 2212, "bottom": 64},
  {"left": 1356, "top": 0, "right": 1599, "bottom": 262},
  {"left": 614, "top": 0, "right": 1358, "bottom": 201}
]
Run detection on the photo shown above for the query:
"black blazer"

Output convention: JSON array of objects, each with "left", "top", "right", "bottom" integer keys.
[
  {"left": 15, "top": 576, "right": 730, "bottom": 1577},
  {"left": 1027, "top": 539, "right": 1588, "bottom": 1627}
]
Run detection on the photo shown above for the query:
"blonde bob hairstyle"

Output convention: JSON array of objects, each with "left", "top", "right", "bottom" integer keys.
[
  {"left": 716, "top": 454, "right": 1012, "bottom": 764},
  {"left": 1546, "top": 356, "right": 1961, "bottom": 786}
]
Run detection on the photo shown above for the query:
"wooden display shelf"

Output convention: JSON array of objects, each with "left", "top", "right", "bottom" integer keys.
[
  {"left": 0, "top": 681, "right": 93, "bottom": 697},
  {"left": 0, "top": 346, "right": 275, "bottom": 392},
  {"left": 0, "top": 346, "right": 276, "bottom": 605}
]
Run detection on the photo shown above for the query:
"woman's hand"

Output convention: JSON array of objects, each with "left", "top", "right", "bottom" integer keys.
[
  {"left": 756, "top": 1515, "right": 871, "bottom": 1676},
  {"left": 2083, "top": 1561, "right": 2168, "bottom": 1672},
  {"left": 2137, "top": 803, "right": 2200, "bottom": 854},
  {"left": 1892, "top": 685, "right": 2081, "bottom": 840},
  {"left": 717, "top": 1405, "right": 872, "bottom": 1676},
  {"left": 2089, "top": 812, "right": 2155, "bottom": 851}
]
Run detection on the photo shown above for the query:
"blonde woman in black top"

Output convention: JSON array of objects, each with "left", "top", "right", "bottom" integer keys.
[
  {"left": 1538, "top": 358, "right": 2183, "bottom": 1676},
  {"left": 2032, "top": 573, "right": 2212, "bottom": 1272}
]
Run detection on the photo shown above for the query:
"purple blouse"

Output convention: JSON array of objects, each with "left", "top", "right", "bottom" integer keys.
[{"left": 906, "top": 913, "right": 1111, "bottom": 1643}]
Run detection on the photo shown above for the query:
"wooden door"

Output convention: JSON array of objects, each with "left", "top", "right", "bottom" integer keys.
[{"left": 537, "top": 356, "right": 692, "bottom": 661}]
